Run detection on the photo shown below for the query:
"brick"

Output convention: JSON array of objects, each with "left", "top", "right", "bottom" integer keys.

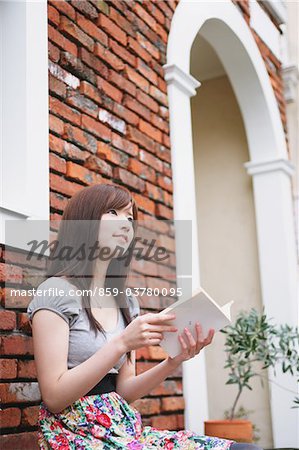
[
  {"left": 136, "top": 32, "right": 160, "bottom": 60},
  {"left": 18, "top": 360, "right": 37, "bottom": 379},
  {"left": 49, "top": 61, "right": 80, "bottom": 90},
  {"left": 128, "top": 159, "right": 156, "bottom": 183},
  {"left": 137, "top": 58, "right": 158, "bottom": 86},
  {"left": 62, "top": 141, "right": 90, "bottom": 162},
  {"left": 161, "top": 396, "right": 185, "bottom": 412},
  {"left": 162, "top": 190, "right": 173, "bottom": 208},
  {"left": 80, "top": 81, "right": 102, "bottom": 105},
  {"left": 136, "top": 90, "right": 159, "bottom": 113},
  {"left": 50, "top": 172, "right": 82, "bottom": 197},
  {"left": 133, "top": 3, "right": 157, "bottom": 31},
  {"left": 111, "top": 133, "right": 138, "bottom": 157},
  {"left": 163, "top": 133, "right": 170, "bottom": 148},
  {"left": 60, "top": 51, "right": 96, "bottom": 85},
  {"left": 157, "top": 174, "right": 173, "bottom": 193},
  {"left": 60, "top": 16, "right": 94, "bottom": 52},
  {"left": 113, "top": 168, "right": 145, "bottom": 193},
  {"left": 130, "top": 193, "right": 155, "bottom": 215},
  {"left": 71, "top": 0, "right": 98, "bottom": 20},
  {"left": 111, "top": 104, "right": 138, "bottom": 126},
  {"left": 147, "top": 177, "right": 165, "bottom": 203},
  {"left": 79, "top": 48, "right": 108, "bottom": 78},
  {"left": 49, "top": 97, "right": 81, "bottom": 127},
  {"left": 148, "top": 58, "right": 164, "bottom": 78},
  {"left": 97, "top": 76, "right": 123, "bottom": 103},
  {"left": 0, "top": 382, "right": 40, "bottom": 404},
  {"left": 151, "top": 414, "right": 178, "bottom": 430},
  {"left": 132, "top": 398, "right": 160, "bottom": 415},
  {"left": 109, "top": 39, "right": 136, "bottom": 67},
  {"left": 156, "top": 23, "right": 168, "bottom": 43},
  {"left": 66, "top": 90, "right": 98, "bottom": 118},
  {"left": 123, "top": 95, "right": 151, "bottom": 121},
  {"left": 109, "top": 70, "right": 136, "bottom": 97},
  {"left": 128, "top": 36, "right": 151, "bottom": 63},
  {"left": 0, "top": 431, "right": 39, "bottom": 449},
  {"left": 94, "top": 42, "right": 125, "bottom": 71},
  {"left": 84, "top": 155, "right": 113, "bottom": 177},
  {"left": 0, "top": 407, "right": 21, "bottom": 428},
  {"left": 128, "top": 126, "right": 159, "bottom": 155},
  {"left": 97, "top": 14, "right": 127, "bottom": 46},
  {"left": 66, "top": 161, "right": 103, "bottom": 185},
  {"left": 64, "top": 123, "right": 98, "bottom": 153},
  {"left": 125, "top": 66, "right": 149, "bottom": 93},
  {"left": 49, "top": 133, "right": 64, "bottom": 155},
  {"left": 49, "top": 74, "right": 67, "bottom": 99},
  {"left": 99, "top": 109, "right": 126, "bottom": 134},
  {"left": 149, "top": 85, "right": 168, "bottom": 106},
  {"left": 150, "top": 380, "right": 183, "bottom": 397},
  {"left": 0, "top": 264, "right": 22, "bottom": 284},
  {"left": 49, "top": 0, "right": 76, "bottom": 20},
  {"left": 47, "top": 4, "right": 60, "bottom": 27},
  {"left": 138, "top": 150, "right": 163, "bottom": 173},
  {"left": 48, "top": 41, "right": 60, "bottom": 63},
  {"left": 156, "top": 203, "right": 173, "bottom": 220},
  {"left": 76, "top": 12, "right": 108, "bottom": 45},
  {"left": 50, "top": 192, "right": 68, "bottom": 212},
  {"left": 81, "top": 114, "right": 112, "bottom": 141},
  {"left": 139, "top": 119, "right": 162, "bottom": 143},
  {"left": 97, "top": 142, "right": 129, "bottom": 168},
  {"left": 90, "top": 0, "right": 109, "bottom": 15},
  {"left": 21, "top": 405, "right": 39, "bottom": 427},
  {"left": 0, "top": 359, "right": 17, "bottom": 379},
  {"left": 134, "top": 360, "right": 157, "bottom": 375},
  {"left": 132, "top": 13, "right": 159, "bottom": 48},
  {"left": 142, "top": 2, "right": 165, "bottom": 26},
  {"left": 109, "top": 7, "right": 134, "bottom": 37},
  {"left": 156, "top": 144, "right": 171, "bottom": 164},
  {"left": 156, "top": 1, "right": 173, "bottom": 19},
  {"left": 50, "top": 152, "right": 66, "bottom": 174},
  {"left": 0, "top": 310, "right": 16, "bottom": 330},
  {"left": 0, "top": 336, "right": 33, "bottom": 356},
  {"left": 48, "top": 25, "right": 77, "bottom": 57},
  {"left": 150, "top": 114, "right": 169, "bottom": 133}
]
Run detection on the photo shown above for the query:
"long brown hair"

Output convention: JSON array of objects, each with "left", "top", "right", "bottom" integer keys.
[{"left": 46, "top": 183, "right": 139, "bottom": 363}]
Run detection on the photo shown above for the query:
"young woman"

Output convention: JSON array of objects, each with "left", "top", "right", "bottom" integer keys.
[{"left": 27, "top": 183, "right": 263, "bottom": 449}]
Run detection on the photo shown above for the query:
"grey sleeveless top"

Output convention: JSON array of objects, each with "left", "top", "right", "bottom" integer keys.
[{"left": 27, "top": 277, "right": 140, "bottom": 373}]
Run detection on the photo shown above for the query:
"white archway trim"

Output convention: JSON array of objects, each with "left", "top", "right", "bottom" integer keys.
[
  {"left": 164, "top": 0, "right": 298, "bottom": 446},
  {"left": 244, "top": 157, "right": 295, "bottom": 177},
  {"left": 0, "top": 0, "right": 49, "bottom": 245},
  {"left": 164, "top": 64, "right": 201, "bottom": 97}
]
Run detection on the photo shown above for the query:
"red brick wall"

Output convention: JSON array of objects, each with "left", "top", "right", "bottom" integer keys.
[{"left": 0, "top": 1, "right": 289, "bottom": 447}]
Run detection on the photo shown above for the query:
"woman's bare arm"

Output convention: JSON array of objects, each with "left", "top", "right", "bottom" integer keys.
[{"left": 31, "top": 309, "right": 126, "bottom": 414}]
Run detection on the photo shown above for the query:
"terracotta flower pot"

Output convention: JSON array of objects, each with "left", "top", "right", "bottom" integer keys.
[{"left": 204, "top": 420, "right": 253, "bottom": 443}]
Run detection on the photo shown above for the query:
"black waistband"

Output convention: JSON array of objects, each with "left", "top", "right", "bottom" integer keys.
[{"left": 85, "top": 373, "right": 117, "bottom": 396}]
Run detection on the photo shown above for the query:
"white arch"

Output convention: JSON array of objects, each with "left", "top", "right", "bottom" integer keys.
[{"left": 164, "top": 0, "right": 298, "bottom": 447}]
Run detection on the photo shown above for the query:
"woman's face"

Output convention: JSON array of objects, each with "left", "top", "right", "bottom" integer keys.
[{"left": 98, "top": 202, "right": 135, "bottom": 257}]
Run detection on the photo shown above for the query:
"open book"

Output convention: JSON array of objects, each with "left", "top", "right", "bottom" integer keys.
[{"left": 158, "top": 286, "right": 234, "bottom": 358}]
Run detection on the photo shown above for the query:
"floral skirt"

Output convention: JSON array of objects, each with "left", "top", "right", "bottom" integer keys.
[{"left": 37, "top": 391, "right": 236, "bottom": 449}]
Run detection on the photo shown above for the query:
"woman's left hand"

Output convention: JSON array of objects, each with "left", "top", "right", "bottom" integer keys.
[{"left": 167, "top": 323, "right": 215, "bottom": 367}]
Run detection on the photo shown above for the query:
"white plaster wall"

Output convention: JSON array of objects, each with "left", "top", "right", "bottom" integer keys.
[{"left": 191, "top": 75, "right": 273, "bottom": 448}]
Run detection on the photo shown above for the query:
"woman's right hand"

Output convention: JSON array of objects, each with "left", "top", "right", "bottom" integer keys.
[{"left": 118, "top": 312, "right": 178, "bottom": 352}]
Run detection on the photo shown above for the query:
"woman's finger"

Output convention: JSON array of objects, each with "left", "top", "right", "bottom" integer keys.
[
  {"left": 184, "top": 327, "right": 197, "bottom": 358},
  {"left": 195, "top": 323, "right": 205, "bottom": 352}
]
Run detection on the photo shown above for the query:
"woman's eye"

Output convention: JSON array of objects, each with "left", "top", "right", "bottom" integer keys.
[{"left": 107, "top": 209, "right": 133, "bottom": 222}]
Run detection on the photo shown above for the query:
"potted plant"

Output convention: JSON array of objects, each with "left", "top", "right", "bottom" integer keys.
[{"left": 204, "top": 308, "right": 299, "bottom": 443}]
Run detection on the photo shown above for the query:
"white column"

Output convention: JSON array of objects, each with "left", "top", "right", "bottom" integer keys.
[
  {"left": 163, "top": 63, "right": 209, "bottom": 434},
  {"left": 244, "top": 157, "right": 299, "bottom": 448}
]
